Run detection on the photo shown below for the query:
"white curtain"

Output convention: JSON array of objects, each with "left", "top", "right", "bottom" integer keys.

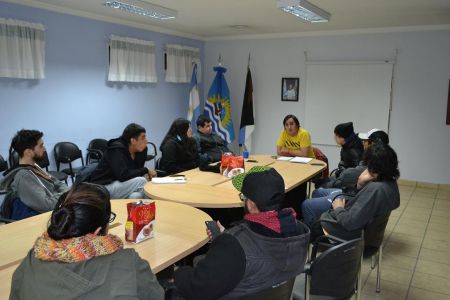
[
  {"left": 165, "top": 44, "right": 201, "bottom": 83},
  {"left": 108, "top": 35, "right": 157, "bottom": 83},
  {"left": 0, "top": 18, "right": 45, "bottom": 79}
]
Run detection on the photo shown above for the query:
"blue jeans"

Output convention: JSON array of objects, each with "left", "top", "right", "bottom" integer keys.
[{"left": 302, "top": 188, "right": 343, "bottom": 225}]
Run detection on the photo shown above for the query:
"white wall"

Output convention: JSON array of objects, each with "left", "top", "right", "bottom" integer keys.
[{"left": 204, "top": 29, "right": 450, "bottom": 185}]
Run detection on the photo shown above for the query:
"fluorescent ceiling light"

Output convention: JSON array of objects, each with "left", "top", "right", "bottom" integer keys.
[
  {"left": 104, "top": 0, "right": 177, "bottom": 20},
  {"left": 277, "top": 0, "right": 330, "bottom": 23}
]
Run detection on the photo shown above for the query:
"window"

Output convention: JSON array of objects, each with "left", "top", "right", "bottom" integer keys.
[
  {"left": 108, "top": 35, "right": 157, "bottom": 83},
  {"left": 0, "top": 18, "right": 45, "bottom": 79},
  {"left": 165, "top": 44, "right": 201, "bottom": 83}
]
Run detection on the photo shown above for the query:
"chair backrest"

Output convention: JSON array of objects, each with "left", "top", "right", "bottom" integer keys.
[
  {"left": 312, "top": 147, "right": 329, "bottom": 178},
  {"left": 309, "top": 237, "right": 363, "bottom": 298},
  {"left": 0, "top": 154, "right": 8, "bottom": 172},
  {"left": 364, "top": 212, "right": 391, "bottom": 249},
  {"left": 238, "top": 278, "right": 295, "bottom": 300},
  {"left": 146, "top": 142, "right": 158, "bottom": 162},
  {"left": 54, "top": 142, "right": 84, "bottom": 170},
  {"left": 86, "top": 138, "right": 108, "bottom": 164},
  {"left": 8, "top": 150, "right": 20, "bottom": 169}
]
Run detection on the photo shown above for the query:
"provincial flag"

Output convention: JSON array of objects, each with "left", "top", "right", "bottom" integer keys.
[
  {"left": 239, "top": 66, "right": 255, "bottom": 151},
  {"left": 187, "top": 63, "right": 201, "bottom": 129},
  {"left": 204, "top": 66, "right": 235, "bottom": 143}
]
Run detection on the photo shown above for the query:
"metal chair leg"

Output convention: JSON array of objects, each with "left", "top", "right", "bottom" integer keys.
[
  {"left": 356, "top": 248, "right": 363, "bottom": 300},
  {"left": 305, "top": 274, "right": 310, "bottom": 300},
  {"left": 376, "top": 246, "right": 382, "bottom": 293},
  {"left": 371, "top": 254, "right": 376, "bottom": 269}
]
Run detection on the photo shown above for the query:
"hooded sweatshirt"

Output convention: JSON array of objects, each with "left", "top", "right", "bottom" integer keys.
[
  {"left": 90, "top": 137, "right": 148, "bottom": 185},
  {"left": 0, "top": 164, "right": 68, "bottom": 213},
  {"left": 174, "top": 211, "right": 310, "bottom": 300}
]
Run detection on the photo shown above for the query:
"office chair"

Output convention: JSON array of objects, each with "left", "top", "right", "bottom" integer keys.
[
  {"left": 86, "top": 138, "right": 108, "bottom": 164},
  {"left": 54, "top": 142, "right": 85, "bottom": 183},
  {"left": 37, "top": 151, "right": 68, "bottom": 183},
  {"left": 238, "top": 278, "right": 295, "bottom": 300}
]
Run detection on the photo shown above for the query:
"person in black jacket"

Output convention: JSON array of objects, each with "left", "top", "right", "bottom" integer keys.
[
  {"left": 334, "top": 122, "right": 364, "bottom": 175},
  {"left": 159, "top": 118, "right": 199, "bottom": 175},
  {"left": 193, "top": 115, "right": 232, "bottom": 163},
  {"left": 90, "top": 123, "right": 156, "bottom": 199},
  {"left": 172, "top": 167, "right": 309, "bottom": 300}
]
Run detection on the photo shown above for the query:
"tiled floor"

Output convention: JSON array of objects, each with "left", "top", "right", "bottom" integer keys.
[{"left": 358, "top": 183, "right": 450, "bottom": 300}]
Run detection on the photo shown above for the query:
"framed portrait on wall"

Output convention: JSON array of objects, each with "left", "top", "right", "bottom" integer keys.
[{"left": 281, "top": 77, "right": 299, "bottom": 102}]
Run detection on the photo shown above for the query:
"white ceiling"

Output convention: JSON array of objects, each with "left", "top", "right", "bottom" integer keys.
[{"left": 7, "top": 0, "right": 450, "bottom": 39}]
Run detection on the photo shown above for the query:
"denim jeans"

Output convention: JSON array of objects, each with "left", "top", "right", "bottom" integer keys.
[{"left": 302, "top": 188, "right": 343, "bottom": 225}]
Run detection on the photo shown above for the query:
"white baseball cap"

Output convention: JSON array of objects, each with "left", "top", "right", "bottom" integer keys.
[{"left": 358, "top": 128, "right": 380, "bottom": 140}]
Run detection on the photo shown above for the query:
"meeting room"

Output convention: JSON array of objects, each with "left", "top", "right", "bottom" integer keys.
[{"left": 1, "top": 0, "right": 450, "bottom": 299}]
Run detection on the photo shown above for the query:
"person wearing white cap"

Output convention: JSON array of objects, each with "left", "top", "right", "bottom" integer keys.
[{"left": 302, "top": 130, "right": 390, "bottom": 226}]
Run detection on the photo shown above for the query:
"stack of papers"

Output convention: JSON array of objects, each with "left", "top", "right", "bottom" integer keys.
[
  {"left": 276, "top": 156, "right": 313, "bottom": 164},
  {"left": 152, "top": 177, "right": 186, "bottom": 184}
]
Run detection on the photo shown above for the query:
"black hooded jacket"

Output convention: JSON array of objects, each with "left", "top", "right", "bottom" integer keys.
[
  {"left": 90, "top": 138, "right": 148, "bottom": 185},
  {"left": 338, "top": 134, "right": 364, "bottom": 170}
]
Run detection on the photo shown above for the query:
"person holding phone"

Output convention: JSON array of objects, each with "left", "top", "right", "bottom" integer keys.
[{"left": 172, "top": 166, "right": 310, "bottom": 299}]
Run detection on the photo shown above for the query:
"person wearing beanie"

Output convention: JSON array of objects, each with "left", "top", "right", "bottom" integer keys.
[
  {"left": 334, "top": 122, "right": 364, "bottom": 174},
  {"left": 173, "top": 166, "right": 310, "bottom": 300},
  {"left": 303, "top": 129, "right": 391, "bottom": 227}
]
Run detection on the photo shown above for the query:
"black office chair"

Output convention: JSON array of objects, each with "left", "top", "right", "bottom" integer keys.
[
  {"left": 363, "top": 212, "right": 391, "bottom": 293},
  {"left": 146, "top": 142, "right": 158, "bottom": 165},
  {"left": 8, "top": 150, "right": 19, "bottom": 168},
  {"left": 54, "top": 142, "right": 84, "bottom": 183},
  {"left": 0, "top": 154, "right": 8, "bottom": 195},
  {"left": 294, "top": 236, "right": 363, "bottom": 300},
  {"left": 238, "top": 278, "right": 295, "bottom": 300},
  {"left": 86, "top": 138, "right": 108, "bottom": 164},
  {"left": 37, "top": 151, "right": 68, "bottom": 183}
]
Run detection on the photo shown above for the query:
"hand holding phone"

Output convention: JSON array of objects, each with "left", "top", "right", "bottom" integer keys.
[{"left": 205, "top": 220, "right": 222, "bottom": 241}]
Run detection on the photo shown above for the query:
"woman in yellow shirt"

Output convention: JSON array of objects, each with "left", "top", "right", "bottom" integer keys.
[{"left": 276, "top": 114, "right": 315, "bottom": 158}]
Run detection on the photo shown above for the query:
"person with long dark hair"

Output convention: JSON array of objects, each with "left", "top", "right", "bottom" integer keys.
[
  {"left": 276, "top": 114, "right": 315, "bottom": 158},
  {"left": 9, "top": 183, "right": 164, "bottom": 300},
  {"left": 319, "top": 142, "right": 400, "bottom": 240},
  {"left": 159, "top": 118, "right": 199, "bottom": 174}
]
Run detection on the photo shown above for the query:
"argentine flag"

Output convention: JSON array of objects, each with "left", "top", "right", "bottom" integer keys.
[
  {"left": 204, "top": 66, "right": 235, "bottom": 143},
  {"left": 187, "top": 64, "right": 201, "bottom": 129}
]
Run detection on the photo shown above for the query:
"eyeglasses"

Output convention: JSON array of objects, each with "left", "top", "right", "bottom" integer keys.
[
  {"left": 109, "top": 212, "right": 117, "bottom": 223},
  {"left": 239, "top": 193, "right": 248, "bottom": 202}
]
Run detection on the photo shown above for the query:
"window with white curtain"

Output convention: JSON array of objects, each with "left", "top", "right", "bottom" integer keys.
[
  {"left": 165, "top": 44, "right": 201, "bottom": 83},
  {"left": 108, "top": 35, "right": 157, "bottom": 83},
  {"left": 0, "top": 18, "right": 45, "bottom": 79}
]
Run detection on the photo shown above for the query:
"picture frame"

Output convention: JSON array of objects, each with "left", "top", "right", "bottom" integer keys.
[{"left": 281, "top": 77, "right": 299, "bottom": 102}]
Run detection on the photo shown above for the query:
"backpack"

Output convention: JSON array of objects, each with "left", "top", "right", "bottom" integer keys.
[
  {"left": 74, "top": 163, "right": 98, "bottom": 185},
  {"left": 1, "top": 190, "right": 39, "bottom": 221}
]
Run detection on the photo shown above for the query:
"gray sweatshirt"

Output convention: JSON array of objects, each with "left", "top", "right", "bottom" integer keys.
[{"left": 0, "top": 164, "right": 68, "bottom": 212}]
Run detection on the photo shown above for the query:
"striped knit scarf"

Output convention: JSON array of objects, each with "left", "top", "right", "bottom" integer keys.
[{"left": 34, "top": 232, "right": 123, "bottom": 263}]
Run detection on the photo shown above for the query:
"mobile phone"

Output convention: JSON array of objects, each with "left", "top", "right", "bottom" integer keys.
[
  {"left": 246, "top": 159, "right": 258, "bottom": 163},
  {"left": 205, "top": 221, "right": 221, "bottom": 240},
  {"left": 169, "top": 174, "right": 185, "bottom": 177}
]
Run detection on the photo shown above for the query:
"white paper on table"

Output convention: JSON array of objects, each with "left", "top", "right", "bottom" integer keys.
[
  {"left": 289, "top": 157, "right": 313, "bottom": 164},
  {"left": 152, "top": 177, "right": 186, "bottom": 184},
  {"left": 276, "top": 156, "right": 293, "bottom": 161}
]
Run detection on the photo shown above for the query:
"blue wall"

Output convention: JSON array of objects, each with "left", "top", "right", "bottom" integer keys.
[{"left": 0, "top": 2, "right": 204, "bottom": 170}]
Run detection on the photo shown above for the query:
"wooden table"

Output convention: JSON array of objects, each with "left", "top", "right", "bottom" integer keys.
[
  {"left": 145, "top": 155, "right": 326, "bottom": 208},
  {"left": 0, "top": 200, "right": 211, "bottom": 298}
]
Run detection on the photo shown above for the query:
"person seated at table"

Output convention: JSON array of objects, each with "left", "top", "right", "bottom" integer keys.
[
  {"left": 172, "top": 166, "right": 310, "bottom": 299},
  {"left": 302, "top": 130, "right": 390, "bottom": 225},
  {"left": 9, "top": 183, "right": 164, "bottom": 300},
  {"left": 313, "top": 142, "right": 400, "bottom": 241},
  {"left": 159, "top": 118, "right": 200, "bottom": 175},
  {"left": 90, "top": 123, "right": 156, "bottom": 199},
  {"left": 0, "top": 129, "right": 68, "bottom": 218},
  {"left": 333, "top": 122, "right": 364, "bottom": 174},
  {"left": 193, "top": 115, "right": 232, "bottom": 163},
  {"left": 276, "top": 114, "right": 315, "bottom": 158}
]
